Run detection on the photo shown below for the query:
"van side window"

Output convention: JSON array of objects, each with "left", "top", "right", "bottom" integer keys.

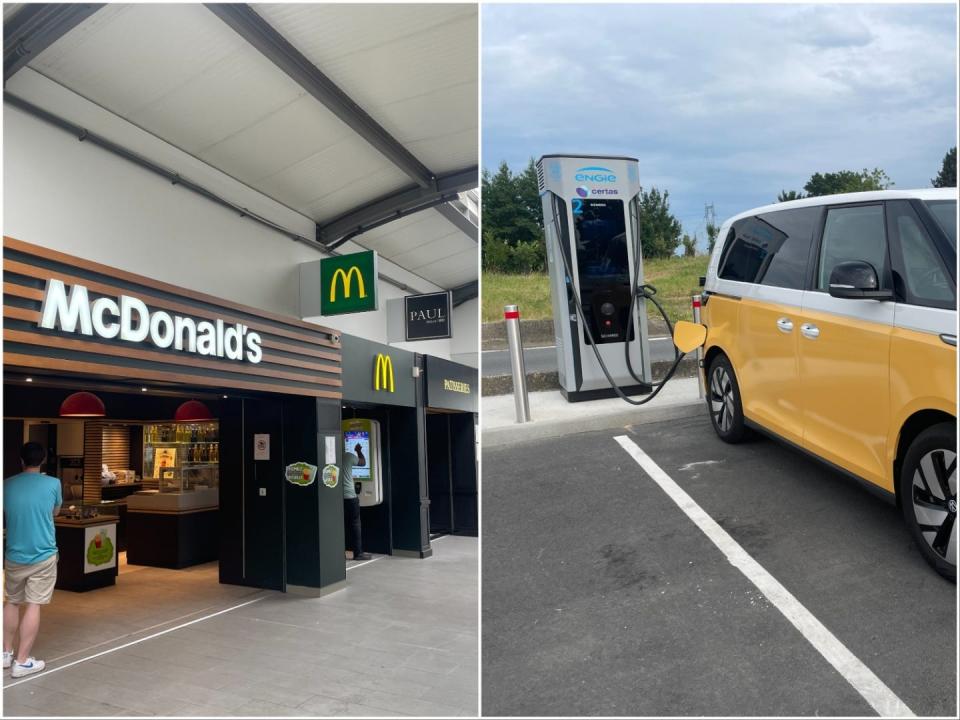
[
  {"left": 816, "top": 205, "right": 888, "bottom": 291},
  {"left": 718, "top": 219, "right": 765, "bottom": 283},
  {"left": 755, "top": 207, "right": 818, "bottom": 289},
  {"left": 888, "top": 200, "right": 955, "bottom": 308},
  {"left": 718, "top": 208, "right": 817, "bottom": 289}
]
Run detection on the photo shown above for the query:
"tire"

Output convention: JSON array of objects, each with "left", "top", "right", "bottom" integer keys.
[
  {"left": 899, "top": 422, "right": 957, "bottom": 581},
  {"left": 706, "top": 353, "right": 747, "bottom": 444}
]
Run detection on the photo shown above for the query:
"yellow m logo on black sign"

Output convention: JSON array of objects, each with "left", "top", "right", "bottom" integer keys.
[
  {"left": 374, "top": 353, "right": 394, "bottom": 392},
  {"left": 329, "top": 266, "right": 367, "bottom": 303}
]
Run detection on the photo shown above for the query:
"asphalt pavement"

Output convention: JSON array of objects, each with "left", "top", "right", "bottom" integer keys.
[
  {"left": 482, "top": 337, "right": 677, "bottom": 377},
  {"left": 482, "top": 414, "right": 957, "bottom": 717}
]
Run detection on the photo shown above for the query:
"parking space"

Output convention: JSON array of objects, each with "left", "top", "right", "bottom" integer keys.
[{"left": 482, "top": 412, "right": 956, "bottom": 717}]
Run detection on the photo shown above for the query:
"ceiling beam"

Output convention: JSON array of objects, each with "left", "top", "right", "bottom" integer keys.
[
  {"left": 317, "top": 166, "right": 478, "bottom": 249},
  {"left": 206, "top": 3, "right": 436, "bottom": 189},
  {"left": 451, "top": 280, "right": 478, "bottom": 307},
  {"left": 4, "top": 3, "right": 103, "bottom": 83},
  {"left": 435, "top": 202, "right": 478, "bottom": 243}
]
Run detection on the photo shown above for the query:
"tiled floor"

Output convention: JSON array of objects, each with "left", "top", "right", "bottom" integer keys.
[{"left": 2, "top": 536, "right": 478, "bottom": 717}]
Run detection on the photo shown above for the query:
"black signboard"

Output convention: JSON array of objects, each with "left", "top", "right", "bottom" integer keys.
[
  {"left": 424, "top": 356, "right": 478, "bottom": 413},
  {"left": 340, "top": 336, "right": 416, "bottom": 407},
  {"left": 405, "top": 291, "right": 452, "bottom": 341}
]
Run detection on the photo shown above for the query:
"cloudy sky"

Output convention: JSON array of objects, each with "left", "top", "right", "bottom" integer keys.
[{"left": 482, "top": 2, "right": 957, "bottom": 248}]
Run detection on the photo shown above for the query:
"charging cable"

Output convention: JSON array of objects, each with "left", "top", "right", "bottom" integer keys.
[{"left": 549, "top": 207, "right": 689, "bottom": 406}]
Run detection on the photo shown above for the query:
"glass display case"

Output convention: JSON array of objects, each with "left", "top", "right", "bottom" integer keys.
[{"left": 143, "top": 421, "right": 220, "bottom": 494}]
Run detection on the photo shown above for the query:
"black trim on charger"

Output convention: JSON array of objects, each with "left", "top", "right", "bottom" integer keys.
[{"left": 743, "top": 418, "right": 897, "bottom": 506}]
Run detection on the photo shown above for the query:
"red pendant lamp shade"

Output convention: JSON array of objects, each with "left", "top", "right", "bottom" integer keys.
[
  {"left": 175, "top": 400, "right": 214, "bottom": 423},
  {"left": 59, "top": 392, "right": 106, "bottom": 417}
]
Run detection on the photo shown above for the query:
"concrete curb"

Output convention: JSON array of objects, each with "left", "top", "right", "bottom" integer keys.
[
  {"left": 482, "top": 357, "right": 700, "bottom": 396},
  {"left": 482, "top": 400, "right": 706, "bottom": 449},
  {"left": 482, "top": 317, "right": 670, "bottom": 351}
]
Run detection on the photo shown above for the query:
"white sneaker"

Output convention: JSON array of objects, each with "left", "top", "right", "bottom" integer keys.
[
  {"left": 10, "top": 658, "right": 45, "bottom": 678},
  {"left": 2, "top": 650, "right": 12, "bottom": 669}
]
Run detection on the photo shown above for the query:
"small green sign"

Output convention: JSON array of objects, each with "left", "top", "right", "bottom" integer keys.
[
  {"left": 87, "top": 532, "right": 114, "bottom": 566},
  {"left": 320, "top": 250, "right": 378, "bottom": 316},
  {"left": 286, "top": 462, "right": 318, "bottom": 486}
]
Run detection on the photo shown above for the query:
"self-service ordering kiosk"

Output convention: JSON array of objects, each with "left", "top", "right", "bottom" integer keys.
[
  {"left": 341, "top": 418, "right": 383, "bottom": 507},
  {"left": 538, "top": 154, "right": 654, "bottom": 401}
]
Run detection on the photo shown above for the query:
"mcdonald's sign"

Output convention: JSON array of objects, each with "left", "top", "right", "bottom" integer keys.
[
  {"left": 374, "top": 353, "right": 395, "bottom": 393},
  {"left": 320, "top": 250, "right": 378, "bottom": 315}
]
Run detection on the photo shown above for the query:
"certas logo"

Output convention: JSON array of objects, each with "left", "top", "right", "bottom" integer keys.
[
  {"left": 374, "top": 353, "right": 395, "bottom": 392},
  {"left": 574, "top": 166, "right": 617, "bottom": 183},
  {"left": 329, "top": 266, "right": 366, "bottom": 303},
  {"left": 38, "top": 279, "right": 263, "bottom": 363}
]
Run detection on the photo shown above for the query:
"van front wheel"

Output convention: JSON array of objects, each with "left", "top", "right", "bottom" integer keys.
[
  {"left": 899, "top": 422, "right": 957, "bottom": 581},
  {"left": 706, "top": 354, "right": 747, "bottom": 444}
]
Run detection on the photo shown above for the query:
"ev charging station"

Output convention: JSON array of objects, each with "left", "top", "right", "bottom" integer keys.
[
  {"left": 342, "top": 418, "right": 384, "bottom": 507},
  {"left": 538, "top": 154, "right": 653, "bottom": 402}
]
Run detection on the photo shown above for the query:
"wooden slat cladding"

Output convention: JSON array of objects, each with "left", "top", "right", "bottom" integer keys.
[
  {"left": 101, "top": 425, "right": 130, "bottom": 470},
  {"left": 83, "top": 422, "right": 103, "bottom": 504},
  {"left": 3, "top": 237, "right": 342, "bottom": 399}
]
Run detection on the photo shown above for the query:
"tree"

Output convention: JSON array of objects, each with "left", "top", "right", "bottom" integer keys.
[
  {"left": 777, "top": 190, "right": 805, "bottom": 202},
  {"left": 681, "top": 234, "right": 697, "bottom": 257},
  {"left": 932, "top": 147, "right": 957, "bottom": 188},
  {"left": 706, "top": 222, "right": 720, "bottom": 255},
  {"left": 481, "top": 159, "right": 546, "bottom": 272},
  {"left": 636, "top": 187, "right": 683, "bottom": 259},
  {"left": 803, "top": 168, "right": 893, "bottom": 196}
]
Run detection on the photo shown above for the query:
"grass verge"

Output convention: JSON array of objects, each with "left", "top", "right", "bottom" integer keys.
[{"left": 482, "top": 255, "right": 709, "bottom": 324}]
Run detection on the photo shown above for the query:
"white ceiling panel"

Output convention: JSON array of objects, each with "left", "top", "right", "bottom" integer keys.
[
  {"left": 11, "top": 2, "right": 477, "bottom": 287},
  {"left": 29, "top": 5, "right": 245, "bottom": 117},
  {"left": 196, "top": 94, "right": 352, "bottom": 181}
]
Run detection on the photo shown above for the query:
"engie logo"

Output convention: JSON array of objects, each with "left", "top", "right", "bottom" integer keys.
[
  {"left": 574, "top": 166, "right": 617, "bottom": 183},
  {"left": 329, "top": 266, "right": 366, "bottom": 303},
  {"left": 374, "top": 353, "right": 395, "bottom": 392},
  {"left": 38, "top": 279, "right": 263, "bottom": 363}
]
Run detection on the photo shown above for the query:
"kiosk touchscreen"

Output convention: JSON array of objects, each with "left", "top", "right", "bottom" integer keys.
[{"left": 342, "top": 418, "right": 383, "bottom": 507}]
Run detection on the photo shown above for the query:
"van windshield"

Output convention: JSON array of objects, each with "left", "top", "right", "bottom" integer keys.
[{"left": 924, "top": 200, "right": 957, "bottom": 250}]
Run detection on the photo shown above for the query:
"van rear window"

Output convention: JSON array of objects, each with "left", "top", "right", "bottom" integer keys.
[
  {"left": 718, "top": 207, "right": 819, "bottom": 289},
  {"left": 924, "top": 200, "right": 957, "bottom": 250}
]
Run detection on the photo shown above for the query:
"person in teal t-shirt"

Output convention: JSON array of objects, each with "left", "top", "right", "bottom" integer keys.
[{"left": 3, "top": 442, "right": 62, "bottom": 678}]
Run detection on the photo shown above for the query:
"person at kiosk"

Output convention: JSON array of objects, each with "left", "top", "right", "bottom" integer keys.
[
  {"left": 3, "top": 442, "right": 62, "bottom": 678},
  {"left": 342, "top": 449, "right": 370, "bottom": 561}
]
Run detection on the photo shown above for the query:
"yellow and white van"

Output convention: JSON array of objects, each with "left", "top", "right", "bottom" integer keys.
[{"left": 697, "top": 188, "right": 957, "bottom": 578}]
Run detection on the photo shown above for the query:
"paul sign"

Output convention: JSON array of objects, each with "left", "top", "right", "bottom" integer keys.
[{"left": 405, "top": 291, "right": 452, "bottom": 341}]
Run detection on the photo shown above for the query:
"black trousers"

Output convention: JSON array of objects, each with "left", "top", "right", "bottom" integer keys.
[{"left": 343, "top": 496, "right": 363, "bottom": 556}]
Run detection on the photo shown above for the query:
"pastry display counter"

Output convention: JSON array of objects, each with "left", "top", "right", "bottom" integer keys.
[{"left": 54, "top": 510, "right": 119, "bottom": 592}]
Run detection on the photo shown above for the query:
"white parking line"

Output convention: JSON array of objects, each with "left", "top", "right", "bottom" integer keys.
[{"left": 613, "top": 434, "right": 915, "bottom": 718}]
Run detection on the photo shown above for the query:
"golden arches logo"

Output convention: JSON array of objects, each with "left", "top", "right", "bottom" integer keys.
[
  {"left": 329, "top": 266, "right": 367, "bottom": 303},
  {"left": 374, "top": 353, "right": 394, "bottom": 392}
]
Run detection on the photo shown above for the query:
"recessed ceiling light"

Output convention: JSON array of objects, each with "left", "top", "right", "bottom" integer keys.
[
  {"left": 25, "top": 377, "right": 33, "bottom": 383},
  {"left": 222, "top": 395, "right": 228, "bottom": 399},
  {"left": 141, "top": 387, "right": 148, "bottom": 392}
]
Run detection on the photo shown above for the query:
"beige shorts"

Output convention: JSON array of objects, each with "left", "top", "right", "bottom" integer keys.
[{"left": 4, "top": 554, "right": 58, "bottom": 605}]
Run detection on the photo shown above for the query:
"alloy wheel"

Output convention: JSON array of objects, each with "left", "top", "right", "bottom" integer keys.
[
  {"left": 911, "top": 448, "right": 957, "bottom": 567},
  {"left": 710, "top": 366, "right": 734, "bottom": 433}
]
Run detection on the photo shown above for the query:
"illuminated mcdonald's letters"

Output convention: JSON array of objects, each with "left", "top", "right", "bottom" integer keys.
[
  {"left": 320, "top": 250, "right": 378, "bottom": 316},
  {"left": 374, "top": 353, "right": 395, "bottom": 392},
  {"left": 329, "top": 266, "right": 366, "bottom": 303}
]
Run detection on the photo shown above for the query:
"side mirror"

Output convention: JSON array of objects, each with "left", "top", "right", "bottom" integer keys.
[
  {"left": 828, "top": 261, "right": 894, "bottom": 301},
  {"left": 673, "top": 320, "right": 707, "bottom": 354}
]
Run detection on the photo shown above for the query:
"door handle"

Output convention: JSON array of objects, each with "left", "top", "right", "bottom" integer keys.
[
  {"left": 800, "top": 323, "right": 820, "bottom": 340},
  {"left": 776, "top": 317, "right": 793, "bottom": 333},
  {"left": 941, "top": 334, "right": 957, "bottom": 347}
]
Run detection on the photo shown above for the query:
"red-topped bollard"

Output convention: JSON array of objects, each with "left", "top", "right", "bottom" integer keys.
[
  {"left": 504, "top": 304, "right": 531, "bottom": 423},
  {"left": 692, "top": 295, "right": 705, "bottom": 399}
]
